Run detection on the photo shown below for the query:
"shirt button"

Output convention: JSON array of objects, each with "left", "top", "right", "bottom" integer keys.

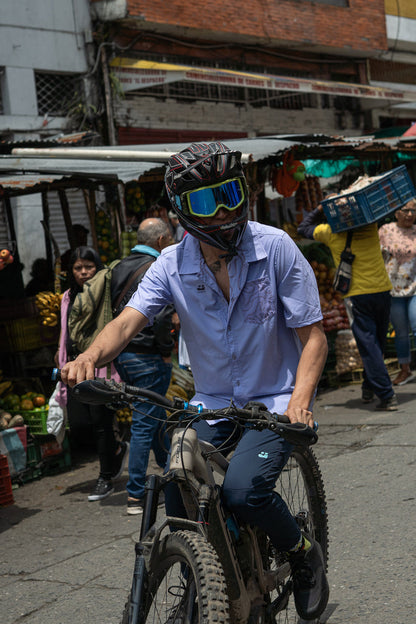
[{"left": 236, "top": 380, "right": 240, "bottom": 386}]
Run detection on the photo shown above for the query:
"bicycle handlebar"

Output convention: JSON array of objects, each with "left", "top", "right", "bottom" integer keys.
[{"left": 52, "top": 368, "right": 318, "bottom": 446}]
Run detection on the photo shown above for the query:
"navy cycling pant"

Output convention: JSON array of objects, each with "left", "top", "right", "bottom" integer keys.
[{"left": 165, "top": 419, "right": 301, "bottom": 552}]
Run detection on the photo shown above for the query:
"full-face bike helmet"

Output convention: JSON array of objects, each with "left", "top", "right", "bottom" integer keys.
[{"left": 165, "top": 142, "right": 249, "bottom": 252}]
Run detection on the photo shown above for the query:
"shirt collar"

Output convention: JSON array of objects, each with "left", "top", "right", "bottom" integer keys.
[
  {"left": 177, "top": 221, "right": 267, "bottom": 275},
  {"left": 131, "top": 244, "right": 160, "bottom": 258}
]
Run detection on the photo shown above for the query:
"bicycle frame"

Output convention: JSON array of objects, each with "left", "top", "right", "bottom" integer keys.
[
  {"left": 51, "top": 374, "right": 325, "bottom": 623},
  {"left": 131, "top": 424, "right": 293, "bottom": 624}
]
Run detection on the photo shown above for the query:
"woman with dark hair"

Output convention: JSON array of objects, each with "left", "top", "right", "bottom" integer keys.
[{"left": 54, "top": 246, "right": 129, "bottom": 501}]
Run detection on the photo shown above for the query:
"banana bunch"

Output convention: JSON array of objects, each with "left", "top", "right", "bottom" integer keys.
[
  {"left": 35, "top": 291, "right": 63, "bottom": 327},
  {"left": 0, "top": 379, "right": 13, "bottom": 397}
]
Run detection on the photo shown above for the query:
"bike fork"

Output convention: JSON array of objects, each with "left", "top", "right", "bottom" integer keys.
[
  {"left": 129, "top": 543, "right": 148, "bottom": 624},
  {"left": 129, "top": 474, "right": 165, "bottom": 623}
]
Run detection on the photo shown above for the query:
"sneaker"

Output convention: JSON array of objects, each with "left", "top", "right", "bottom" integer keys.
[
  {"left": 289, "top": 536, "right": 329, "bottom": 621},
  {"left": 112, "top": 441, "right": 129, "bottom": 480},
  {"left": 393, "top": 370, "right": 414, "bottom": 386},
  {"left": 375, "top": 393, "right": 398, "bottom": 411},
  {"left": 361, "top": 388, "right": 375, "bottom": 403},
  {"left": 88, "top": 477, "right": 114, "bottom": 501},
  {"left": 127, "top": 497, "right": 144, "bottom": 515}
]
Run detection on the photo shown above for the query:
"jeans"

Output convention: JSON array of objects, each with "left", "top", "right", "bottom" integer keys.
[
  {"left": 390, "top": 295, "right": 416, "bottom": 364},
  {"left": 349, "top": 291, "right": 393, "bottom": 400},
  {"left": 115, "top": 353, "right": 172, "bottom": 499},
  {"left": 165, "top": 419, "right": 301, "bottom": 552}
]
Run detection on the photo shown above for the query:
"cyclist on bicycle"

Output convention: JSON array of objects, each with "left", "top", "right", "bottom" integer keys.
[{"left": 62, "top": 141, "right": 329, "bottom": 621}]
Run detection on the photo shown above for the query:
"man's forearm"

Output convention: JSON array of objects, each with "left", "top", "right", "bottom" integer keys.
[
  {"left": 289, "top": 323, "right": 328, "bottom": 410},
  {"left": 62, "top": 307, "right": 148, "bottom": 386}
]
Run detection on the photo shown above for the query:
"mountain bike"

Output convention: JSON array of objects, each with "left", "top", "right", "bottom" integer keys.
[{"left": 66, "top": 375, "right": 328, "bottom": 624}]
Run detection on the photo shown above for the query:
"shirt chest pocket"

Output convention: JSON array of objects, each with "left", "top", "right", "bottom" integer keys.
[{"left": 238, "top": 277, "right": 275, "bottom": 324}]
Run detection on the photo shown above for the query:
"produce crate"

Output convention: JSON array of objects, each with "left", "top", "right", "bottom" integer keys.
[
  {"left": 0, "top": 316, "right": 59, "bottom": 353},
  {"left": 11, "top": 407, "right": 49, "bottom": 436},
  {"left": 0, "top": 454, "right": 14, "bottom": 507},
  {"left": 0, "top": 296, "right": 38, "bottom": 322},
  {"left": 12, "top": 439, "right": 42, "bottom": 484},
  {"left": 38, "top": 435, "right": 71, "bottom": 476},
  {"left": 321, "top": 166, "right": 416, "bottom": 233},
  {"left": 13, "top": 435, "right": 71, "bottom": 483}
]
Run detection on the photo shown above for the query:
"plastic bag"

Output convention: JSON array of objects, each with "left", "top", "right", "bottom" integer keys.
[
  {"left": 0, "top": 428, "right": 26, "bottom": 476},
  {"left": 46, "top": 382, "right": 67, "bottom": 445}
]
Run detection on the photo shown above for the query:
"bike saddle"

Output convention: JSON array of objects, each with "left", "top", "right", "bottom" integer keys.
[{"left": 72, "top": 379, "right": 121, "bottom": 405}]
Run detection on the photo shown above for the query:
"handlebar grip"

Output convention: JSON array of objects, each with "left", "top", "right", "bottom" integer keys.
[{"left": 276, "top": 413, "right": 318, "bottom": 431}]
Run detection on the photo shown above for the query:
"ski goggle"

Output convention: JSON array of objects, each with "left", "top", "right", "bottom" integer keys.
[{"left": 179, "top": 178, "right": 246, "bottom": 218}]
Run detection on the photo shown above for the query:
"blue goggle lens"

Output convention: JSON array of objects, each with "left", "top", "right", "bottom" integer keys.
[{"left": 182, "top": 178, "right": 245, "bottom": 217}]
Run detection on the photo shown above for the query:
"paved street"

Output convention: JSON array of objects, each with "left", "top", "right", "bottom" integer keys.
[{"left": 1, "top": 378, "right": 415, "bottom": 624}]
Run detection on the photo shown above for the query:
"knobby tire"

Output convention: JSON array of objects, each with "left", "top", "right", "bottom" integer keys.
[{"left": 122, "top": 530, "right": 230, "bottom": 624}]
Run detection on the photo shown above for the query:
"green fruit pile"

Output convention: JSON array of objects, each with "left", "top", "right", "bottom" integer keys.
[
  {"left": 95, "top": 209, "right": 119, "bottom": 264},
  {"left": 121, "top": 231, "right": 137, "bottom": 258},
  {"left": 126, "top": 185, "right": 146, "bottom": 214}
]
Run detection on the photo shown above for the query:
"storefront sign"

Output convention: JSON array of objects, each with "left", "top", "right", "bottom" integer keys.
[{"left": 110, "top": 58, "right": 416, "bottom": 102}]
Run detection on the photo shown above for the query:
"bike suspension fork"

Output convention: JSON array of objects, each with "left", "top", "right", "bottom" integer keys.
[
  {"left": 140, "top": 473, "right": 164, "bottom": 540},
  {"left": 129, "top": 474, "right": 164, "bottom": 623}
]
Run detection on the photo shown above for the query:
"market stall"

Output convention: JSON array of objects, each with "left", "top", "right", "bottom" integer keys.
[{"left": 1, "top": 132, "right": 416, "bottom": 478}]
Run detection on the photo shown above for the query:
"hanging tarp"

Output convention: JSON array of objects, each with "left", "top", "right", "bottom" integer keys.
[{"left": 110, "top": 58, "right": 416, "bottom": 103}]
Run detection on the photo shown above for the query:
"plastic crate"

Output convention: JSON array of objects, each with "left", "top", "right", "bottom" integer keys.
[
  {"left": 39, "top": 435, "right": 71, "bottom": 476},
  {"left": 321, "top": 165, "right": 416, "bottom": 233},
  {"left": 0, "top": 454, "right": 14, "bottom": 507},
  {"left": 0, "top": 296, "right": 38, "bottom": 322},
  {"left": 12, "top": 439, "right": 42, "bottom": 484},
  {"left": 11, "top": 407, "right": 49, "bottom": 436},
  {"left": 0, "top": 316, "right": 59, "bottom": 353}
]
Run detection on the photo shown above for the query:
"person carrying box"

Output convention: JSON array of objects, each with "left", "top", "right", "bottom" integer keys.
[{"left": 298, "top": 202, "right": 397, "bottom": 411}]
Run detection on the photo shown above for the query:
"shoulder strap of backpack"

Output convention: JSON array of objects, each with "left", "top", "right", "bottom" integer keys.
[{"left": 112, "top": 260, "right": 154, "bottom": 314}]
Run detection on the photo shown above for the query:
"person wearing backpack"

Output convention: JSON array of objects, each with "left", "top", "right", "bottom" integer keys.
[
  {"left": 110, "top": 218, "right": 175, "bottom": 515},
  {"left": 55, "top": 246, "right": 129, "bottom": 501}
]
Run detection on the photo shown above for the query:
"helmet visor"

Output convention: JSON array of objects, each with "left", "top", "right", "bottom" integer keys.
[{"left": 181, "top": 178, "right": 246, "bottom": 218}]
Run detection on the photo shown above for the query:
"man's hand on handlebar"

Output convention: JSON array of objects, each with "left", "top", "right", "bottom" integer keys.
[
  {"left": 61, "top": 353, "right": 97, "bottom": 387},
  {"left": 285, "top": 405, "right": 314, "bottom": 429}
]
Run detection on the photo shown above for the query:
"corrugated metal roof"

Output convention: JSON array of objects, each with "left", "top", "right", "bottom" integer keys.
[
  {"left": 0, "top": 157, "right": 162, "bottom": 189},
  {"left": 0, "top": 173, "right": 65, "bottom": 192},
  {"left": 0, "top": 131, "right": 99, "bottom": 154},
  {"left": 1, "top": 133, "right": 416, "bottom": 195}
]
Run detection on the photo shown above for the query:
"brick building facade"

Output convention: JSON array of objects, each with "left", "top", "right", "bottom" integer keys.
[{"left": 90, "top": 0, "right": 405, "bottom": 143}]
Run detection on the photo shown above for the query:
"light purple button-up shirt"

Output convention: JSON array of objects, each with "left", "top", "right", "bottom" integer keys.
[{"left": 127, "top": 221, "right": 322, "bottom": 415}]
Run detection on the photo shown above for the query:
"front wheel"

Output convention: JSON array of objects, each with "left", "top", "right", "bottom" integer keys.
[{"left": 122, "top": 530, "right": 230, "bottom": 624}]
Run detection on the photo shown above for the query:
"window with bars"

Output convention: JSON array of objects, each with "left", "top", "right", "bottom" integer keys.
[
  {"left": 120, "top": 53, "right": 322, "bottom": 111},
  {"left": 35, "top": 72, "right": 84, "bottom": 116},
  {"left": 127, "top": 81, "right": 319, "bottom": 110}
]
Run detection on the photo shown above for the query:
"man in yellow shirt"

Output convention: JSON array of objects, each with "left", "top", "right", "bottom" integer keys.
[{"left": 298, "top": 206, "right": 398, "bottom": 411}]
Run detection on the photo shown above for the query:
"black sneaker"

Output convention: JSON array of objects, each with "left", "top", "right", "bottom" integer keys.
[
  {"left": 361, "top": 388, "right": 374, "bottom": 403},
  {"left": 88, "top": 477, "right": 114, "bottom": 501},
  {"left": 112, "top": 441, "right": 129, "bottom": 480},
  {"left": 375, "top": 393, "right": 398, "bottom": 411},
  {"left": 289, "top": 536, "right": 329, "bottom": 621}
]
